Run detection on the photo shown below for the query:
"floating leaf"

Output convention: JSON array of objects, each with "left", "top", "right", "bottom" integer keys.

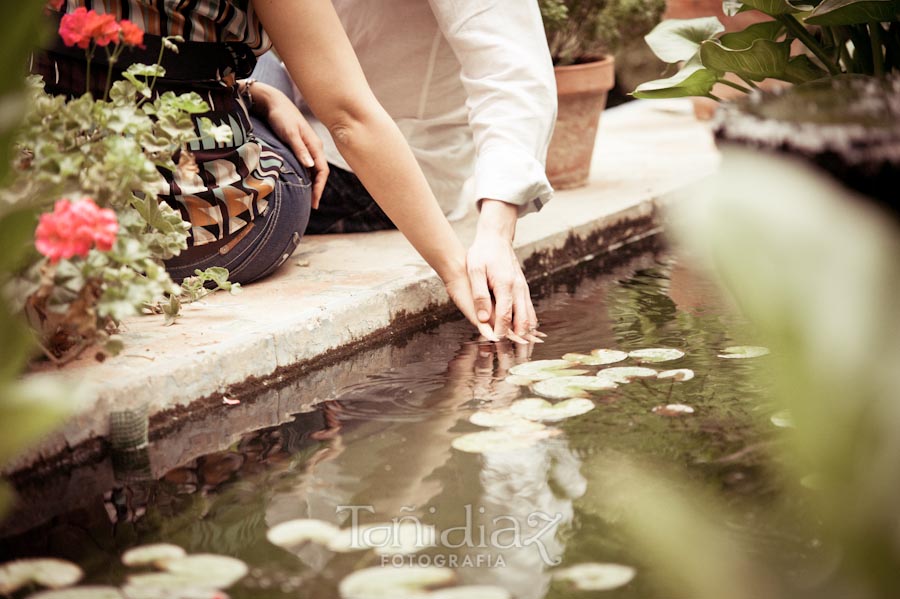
[
  {"left": 125, "top": 573, "right": 209, "bottom": 592},
  {"left": 339, "top": 566, "right": 456, "bottom": 599},
  {"left": 718, "top": 346, "right": 770, "bottom": 359},
  {"left": 531, "top": 376, "right": 617, "bottom": 400},
  {"left": 508, "top": 360, "right": 571, "bottom": 377},
  {"left": 563, "top": 349, "right": 627, "bottom": 365},
  {"left": 503, "top": 374, "right": 535, "bottom": 387},
  {"left": 596, "top": 367, "right": 658, "bottom": 383},
  {"left": 429, "top": 586, "right": 511, "bottom": 599},
  {"left": 122, "top": 544, "right": 186, "bottom": 567},
  {"left": 451, "top": 430, "right": 552, "bottom": 454},
  {"left": 26, "top": 587, "right": 123, "bottom": 599},
  {"left": 770, "top": 409, "right": 794, "bottom": 428},
  {"left": 509, "top": 398, "right": 595, "bottom": 422},
  {"left": 373, "top": 522, "right": 437, "bottom": 557},
  {"left": 658, "top": 368, "right": 695, "bottom": 381},
  {"left": 552, "top": 562, "right": 636, "bottom": 591},
  {"left": 469, "top": 410, "right": 547, "bottom": 431},
  {"left": 0, "top": 559, "right": 82, "bottom": 593},
  {"left": 267, "top": 519, "right": 340, "bottom": 549},
  {"left": 628, "top": 348, "right": 685, "bottom": 363},
  {"left": 652, "top": 404, "right": 696, "bottom": 416},
  {"left": 161, "top": 555, "right": 247, "bottom": 589}
]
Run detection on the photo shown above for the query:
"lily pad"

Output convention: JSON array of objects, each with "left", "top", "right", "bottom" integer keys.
[
  {"left": 26, "top": 587, "right": 123, "bottom": 599},
  {"left": 531, "top": 376, "right": 617, "bottom": 400},
  {"left": 552, "top": 562, "right": 636, "bottom": 591},
  {"left": 628, "top": 348, "right": 685, "bottom": 363},
  {"left": 122, "top": 544, "right": 186, "bottom": 567},
  {"left": 451, "top": 430, "right": 552, "bottom": 454},
  {"left": 266, "top": 519, "right": 340, "bottom": 549},
  {"left": 429, "top": 586, "right": 511, "bottom": 599},
  {"left": 468, "top": 410, "right": 546, "bottom": 431},
  {"left": 161, "top": 555, "right": 247, "bottom": 589},
  {"left": 503, "top": 374, "right": 535, "bottom": 387},
  {"left": 770, "top": 409, "right": 794, "bottom": 428},
  {"left": 596, "top": 367, "right": 658, "bottom": 384},
  {"left": 652, "top": 404, "right": 695, "bottom": 416},
  {"left": 339, "top": 566, "right": 455, "bottom": 599},
  {"left": 563, "top": 350, "right": 627, "bottom": 366},
  {"left": 718, "top": 346, "right": 770, "bottom": 359},
  {"left": 508, "top": 360, "right": 572, "bottom": 378},
  {"left": 657, "top": 368, "right": 695, "bottom": 381},
  {"left": 509, "top": 398, "right": 595, "bottom": 422},
  {"left": 0, "top": 559, "right": 83, "bottom": 593}
]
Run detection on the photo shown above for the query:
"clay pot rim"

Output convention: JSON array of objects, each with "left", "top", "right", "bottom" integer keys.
[{"left": 552, "top": 54, "right": 615, "bottom": 74}]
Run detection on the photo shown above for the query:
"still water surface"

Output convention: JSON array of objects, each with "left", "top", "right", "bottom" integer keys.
[{"left": 2, "top": 248, "right": 786, "bottom": 598}]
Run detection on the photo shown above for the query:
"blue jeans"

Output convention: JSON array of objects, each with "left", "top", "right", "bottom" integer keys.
[{"left": 164, "top": 117, "right": 312, "bottom": 285}]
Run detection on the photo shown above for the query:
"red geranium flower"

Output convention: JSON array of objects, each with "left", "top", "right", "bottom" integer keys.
[
  {"left": 35, "top": 198, "right": 119, "bottom": 263},
  {"left": 119, "top": 19, "right": 145, "bottom": 48},
  {"left": 87, "top": 11, "right": 120, "bottom": 47},
  {"left": 59, "top": 7, "right": 92, "bottom": 49}
]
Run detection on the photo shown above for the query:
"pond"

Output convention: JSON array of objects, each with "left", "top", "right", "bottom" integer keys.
[{"left": 0, "top": 244, "right": 788, "bottom": 599}]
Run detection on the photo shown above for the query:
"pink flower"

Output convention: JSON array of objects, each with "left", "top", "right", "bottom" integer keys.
[
  {"left": 59, "top": 7, "right": 92, "bottom": 49},
  {"left": 119, "top": 19, "right": 145, "bottom": 48},
  {"left": 35, "top": 198, "right": 119, "bottom": 263},
  {"left": 87, "top": 12, "right": 120, "bottom": 47}
]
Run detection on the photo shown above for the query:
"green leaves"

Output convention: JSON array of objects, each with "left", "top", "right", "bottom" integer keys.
[
  {"left": 806, "top": 0, "right": 900, "bottom": 25},
  {"left": 740, "top": 0, "right": 811, "bottom": 15},
  {"left": 645, "top": 17, "right": 725, "bottom": 63},
  {"left": 700, "top": 39, "right": 793, "bottom": 81},
  {"left": 633, "top": 59, "right": 721, "bottom": 99}
]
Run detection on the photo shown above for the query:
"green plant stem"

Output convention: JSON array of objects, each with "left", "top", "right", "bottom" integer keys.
[
  {"left": 84, "top": 47, "right": 94, "bottom": 96},
  {"left": 707, "top": 93, "right": 723, "bottom": 102},
  {"left": 870, "top": 21, "right": 885, "bottom": 77},
  {"left": 717, "top": 78, "right": 752, "bottom": 94},
  {"left": 777, "top": 15, "right": 841, "bottom": 75}
]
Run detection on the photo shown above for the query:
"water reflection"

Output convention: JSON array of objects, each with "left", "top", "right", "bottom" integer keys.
[{"left": 2, "top": 248, "right": 777, "bottom": 598}]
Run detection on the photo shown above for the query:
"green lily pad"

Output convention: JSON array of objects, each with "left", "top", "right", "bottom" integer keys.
[
  {"left": 509, "top": 398, "right": 595, "bottom": 422},
  {"left": 429, "top": 586, "right": 511, "bottom": 599},
  {"left": 0, "top": 559, "right": 82, "bottom": 593},
  {"left": 508, "top": 360, "right": 572, "bottom": 378},
  {"left": 770, "top": 409, "right": 794, "bottom": 428},
  {"left": 503, "top": 374, "right": 535, "bottom": 387},
  {"left": 125, "top": 573, "right": 207, "bottom": 591},
  {"left": 596, "top": 367, "right": 658, "bottom": 383},
  {"left": 531, "top": 376, "right": 617, "bottom": 400},
  {"left": 161, "top": 555, "right": 247, "bottom": 589},
  {"left": 266, "top": 519, "right": 341, "bottom": 549},
  {"left": 718, "top": 346, "right": 770, "bottom": 359},
  {"left": 469, "top": 410, "right": 547, "bottom": 431},
  {"left": 339, "top": 566, "right": 456, "bottom": 599},
  {"left": 552, "top": 562, "right": 636, "bottom": 591},
  {"left": 628, "top": 348, "right": 685, "bottom": 363},
  {"left": 26, "top": 587, "right": 123, "bottom": 599},
  {"left": 652, "top": 404, "right": 696, "bottom": 416},
  {"left": 657, "top": 368, "right": 695, "bottom": 381},
  {"left": 563, "top": 349, "right": 627, "bottom": 365},
  {"left": 122, "top": 544, "right": 186, "bottom": 567},
  {"left": 451, "top": 430, "right": 552, "bottom": 454}
]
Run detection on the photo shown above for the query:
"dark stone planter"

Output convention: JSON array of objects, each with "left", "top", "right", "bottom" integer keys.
[{"left": 713, "top": 76, "right": 900, "bottom": 218}]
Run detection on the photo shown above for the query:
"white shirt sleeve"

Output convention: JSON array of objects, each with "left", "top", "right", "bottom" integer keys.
[{"left": 427, "top": 0, "right": 557, "bottom": 217}]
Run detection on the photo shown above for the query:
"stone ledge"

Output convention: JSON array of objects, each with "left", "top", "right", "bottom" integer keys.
[{"left": 8, "top": 99, "right": 718, "bottom": 475}]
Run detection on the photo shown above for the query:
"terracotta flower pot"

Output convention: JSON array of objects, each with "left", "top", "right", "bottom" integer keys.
[{"left": 546, "top": 56, "right": 616, "bottom": 190}]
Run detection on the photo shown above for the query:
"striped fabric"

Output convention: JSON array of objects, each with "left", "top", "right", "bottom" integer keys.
[{"left": 58, "top": 0, "right": 282, "bottom": 246}]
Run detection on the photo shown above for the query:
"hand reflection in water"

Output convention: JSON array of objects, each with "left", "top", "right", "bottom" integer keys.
[{"left": 264, "top": 336, "right": 585, "bottom": 599}]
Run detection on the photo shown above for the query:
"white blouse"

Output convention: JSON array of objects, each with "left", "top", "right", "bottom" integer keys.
[{"left": 292, "top": 0, "right": 557, "bottom": 220}]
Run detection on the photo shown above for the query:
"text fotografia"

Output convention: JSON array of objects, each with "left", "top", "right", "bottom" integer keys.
[{"left": 335, "top": 504, "right": 563, "bottom": 566}]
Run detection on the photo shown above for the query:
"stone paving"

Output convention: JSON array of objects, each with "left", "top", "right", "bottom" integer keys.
[{"left": 10, "top": 99, "right": 718, "bottom": 474}]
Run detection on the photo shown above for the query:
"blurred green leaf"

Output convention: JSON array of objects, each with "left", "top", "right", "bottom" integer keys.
[
  {"left": 0, "top": 378, "right": 72, "bottom": 467},
  {"left": 0, "top": 208, "right": 38, "bottom": 273}
]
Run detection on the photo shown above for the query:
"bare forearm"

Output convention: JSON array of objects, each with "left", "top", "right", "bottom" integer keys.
[{"left": 477, "top": 199, "right": 518, "bottom": 242}]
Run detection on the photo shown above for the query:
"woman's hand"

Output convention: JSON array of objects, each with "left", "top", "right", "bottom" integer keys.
[
  {"left": 244, "top": 80, "right": 329, "bottom": 208},
  {"left": 443, "top": 268, "right": 500, "bottom": 342}
]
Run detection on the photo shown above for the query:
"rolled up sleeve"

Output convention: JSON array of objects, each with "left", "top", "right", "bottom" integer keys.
[{"left": 427, "top": 0, "right": 557, "bottom": 217}]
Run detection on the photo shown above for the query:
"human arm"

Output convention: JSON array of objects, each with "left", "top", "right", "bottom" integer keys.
[
  {"left": 252, "top": 0, "right": 498, "bottom": 340},
  {"left": 426, "top": 0, "right": 557, "bottom": 341},
  {"left": 240, "top": 79, "right": 329, "bottom": 208}
]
